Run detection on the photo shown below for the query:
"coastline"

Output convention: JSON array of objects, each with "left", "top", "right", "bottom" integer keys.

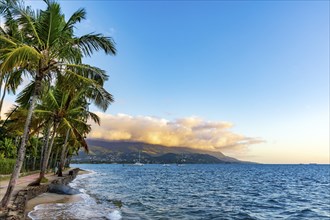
[
  {"left": 0, "top": 168, "right": 89, "bottom": 219},
  {"left": 25, "top": 169, "right": 92, "bottom": 219}
]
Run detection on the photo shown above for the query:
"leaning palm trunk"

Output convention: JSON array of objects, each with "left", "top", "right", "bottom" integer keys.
[
  {"left": 39, "top": 122, "right": 52, "bottom": 178},
  {"left": 58, "top": 129, "right": 70, "bottom": 176},
  {"left": 0, "top": 77, "right": 9, "bottom": 116},
  {"left": 0, "top": 89, "right": 38, "bottom": 208},
  {"left": 53, "top": 148, "right": 60, "bottom": 171},
  {"left": 40, "top": 122, "right": 51, "bottom": 170},
  {"left": 48, "top": 152, "right": 54, "bottom": 170},
  {"left": 33, "top": 133, "right": 40, "bottom": 171},
  {"left": 63, "top": 143, "right": 71, "bottom": 168},
  {"left": 40, "top": 123, "right": 59, "bottom": 179},
  {"left": 0, "top": 76, "right": 3, "bottom": 119}
]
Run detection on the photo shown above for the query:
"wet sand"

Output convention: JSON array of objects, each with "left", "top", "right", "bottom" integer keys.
[
  {"left": 25, "top": 169, "right": 91, "bottom": 215},
  {"left": 25, "top": 192, "right": 83, "bottom": 212},
  {"left": 0, "top": 169, "right": 91, "bottom": 219}
]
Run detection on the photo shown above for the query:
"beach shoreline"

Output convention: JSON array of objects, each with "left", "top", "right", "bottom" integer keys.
[
  {"left": 0, "top": 168, "right": 90, "bottom": 219},
  {"left": 25, "top": 169, "right": 92, "bottom": 219}
]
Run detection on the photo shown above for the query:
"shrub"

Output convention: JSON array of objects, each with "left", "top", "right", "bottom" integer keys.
[{"left": 0, "top": 158, "right": 16, "bottom": 174}]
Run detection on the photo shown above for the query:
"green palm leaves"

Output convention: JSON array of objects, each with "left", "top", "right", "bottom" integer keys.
[{"left": 0, "top": 0, "right": 116, "bottom": 208}]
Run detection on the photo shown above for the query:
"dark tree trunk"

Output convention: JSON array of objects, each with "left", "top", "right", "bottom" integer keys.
[
  {"left": 48, "top": 152, "right": 53, "bottom": 170},
  {"left": 40, "top": 122, "right": 50, "bottom": 169},
  {"left": 40, "top": 123, "right": 59, "bottom": 179},
  {"left": 0, "top": 76, "right": 9, "bottom": 117},
  {"left": 39, "top": 122, "right": 52, "bottom": 179},
  {"left": 0, "top": 85, "right": 38, "bottom": 208},
  {"left": 58, "top": 129, "right": 70, "bottom": 177},
  {"left": 32, "top": 156, "right": 37, "bottom": 171},
  {"left": 53, "top": 147, "right": 60, "bottom": 172}
]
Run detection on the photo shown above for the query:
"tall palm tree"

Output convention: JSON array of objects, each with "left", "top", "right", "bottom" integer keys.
[
  {"left": 0, "top": 0, "right": 116, "bottom": 208},
  {"left": 35, "top": 85, "right": 101, "bottom": 180}
]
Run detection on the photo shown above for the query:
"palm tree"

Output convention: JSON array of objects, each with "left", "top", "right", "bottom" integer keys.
[
  {"left": 0, "top": 0, "right": 116, "bottom": 208},
  {"left": 35, "top": 84, "right": 102, "bottom": 180}
]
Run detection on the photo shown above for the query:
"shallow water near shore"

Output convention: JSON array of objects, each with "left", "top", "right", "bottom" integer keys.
[{"left": 28, "top": 164, "right": 330, "bottom": 220}]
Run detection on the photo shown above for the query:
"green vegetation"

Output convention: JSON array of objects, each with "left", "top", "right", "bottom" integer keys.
[
  {"left": 0, "top": 0, "right": 116, "bottom": 208},
  {"left": 0, "top": 158, "right": 16, "bottom": 175}
]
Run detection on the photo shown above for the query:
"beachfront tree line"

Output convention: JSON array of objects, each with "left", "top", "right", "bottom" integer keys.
[{"left": 0, "top": 0, "right": 116, "bottom": 208}]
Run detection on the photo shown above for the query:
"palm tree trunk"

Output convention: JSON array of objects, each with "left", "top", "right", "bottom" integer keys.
[
  {"left": 0, "top": 77, "right": 9, "bottom": 117},
  {"left": 33, "top": 132, "right": 39, "bottom": 171},
  {"left": 40, "top": 123, "right": 59, "bottom": 179},
  {"left": 58, "top": 129, "right": 70, "bottom": 176},
  {"left": 39, "top": 122, "right": 52, "bottom": 178},
  {"left": 53, "top": 147, "right": 60, "bottom": 173},
  {"left": 66, "top": 155, "right": 72, "bottom": 168},
  {"left": 40, "top": 122, "right": 51, "bottom": 170},
  {"left": 0, "top": 88, "right": 38, "bottom": 208},
  {"left": 0, "top": 76, "right": 3, "bottom": 119},
  {"left": 48, "top": 152, "right": 54, "bottom": 170},
  {"left": 33, "top": 156, "right": 37, "bottom": 171},
  {"left": 64, "top": 144, "right": 71, "bottom": 168},
  {"left": 0, "top": 76, "right": 3, "bottom": 97}
]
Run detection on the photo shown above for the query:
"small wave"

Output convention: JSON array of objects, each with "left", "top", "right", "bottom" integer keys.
[
  {"left": 69, "top": 169, "right": 96, "bottom": 188},
  {"left": 108, "top": 210, "right": 122, "bottom": 220},
  {"left": 28, "top": 169, "right": 107, "bottom": 220},
  {"left": 28, "top": 201, "right": 119, "bottom": 220}
]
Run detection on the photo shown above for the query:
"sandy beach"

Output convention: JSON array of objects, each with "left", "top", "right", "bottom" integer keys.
[
  {"left": 0, "top": 168, "right": 91, "bottom": 219},
  {"left": 25, "top": 169, "right": 91, "bottom": 217},
  {"left": 25, "top": 192, "right": 84, "bottom": 217}
]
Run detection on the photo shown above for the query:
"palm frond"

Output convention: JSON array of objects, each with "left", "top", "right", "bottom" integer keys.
[
  {"left": 65, "top": 63, "right": 108, "bottom": 84},
  {"left": 0, "top": 35, "right": 17, "bottom": 46},
  {"left": 64, "top": 8, "right": 86, "bottom": 31},
  {"left": 37, "top": 0, "right": 64, "bottom": 49},
  {"left": 8, "top": 0, "right": 43, "bottom": 47},
  {"left": 6, "top": 69, "right": 24, "bottom": 94},
  {"left": 88, "top": 111, "right": 100, "bottom": 125},
  {"left": 88, "top": 83, "right": 114, "bottom": 112},
  {"left": 0, "top": 45, "right": 41, "bottom": 73},
  {"left": 75, "top": 33, "right": 116, "bottom": 57},
  {"left": 15, "top": 81, "right": 35, "bottom": 107}
]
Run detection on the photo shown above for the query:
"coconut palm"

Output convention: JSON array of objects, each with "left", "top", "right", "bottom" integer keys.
[
  {"left": 0, "top": 0, "right": 116, "bottom": 207},
  {"left": 35, "top": 85, "right": 101, "bottom": 180}
]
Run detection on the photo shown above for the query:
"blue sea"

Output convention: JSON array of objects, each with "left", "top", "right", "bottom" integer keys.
[{"left": 28, "top": 164, "right": 330, "bottom": 220}]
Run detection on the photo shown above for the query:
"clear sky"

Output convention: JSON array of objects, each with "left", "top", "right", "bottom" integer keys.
[{"left": 4, "top": 0, "right": 329, "bottom": 163}]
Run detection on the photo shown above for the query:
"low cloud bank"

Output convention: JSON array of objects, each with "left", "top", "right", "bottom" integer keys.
[
  {"left": 89, "top": 113, "right": 262, "bottom": 153},
  {"left": 0, "top": 100, "right": 15, "bottom": 119}
]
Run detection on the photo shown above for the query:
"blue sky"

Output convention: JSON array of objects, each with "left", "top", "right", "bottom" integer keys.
[{"left": 9, "top": 0, "right": 329, "bottom": 163}]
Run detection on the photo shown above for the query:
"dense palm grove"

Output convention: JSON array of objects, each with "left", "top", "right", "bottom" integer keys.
[{"left": 0, "top": 0, "right": 116, "bottom": 208}]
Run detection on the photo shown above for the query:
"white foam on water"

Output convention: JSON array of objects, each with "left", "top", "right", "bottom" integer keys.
[
  {"left": 69, "top": 169, "right": 96, "bottom": 189},
  {"left": 28, "top": 169, "right": 99, "bottom": 220},
  {"left": 108, "top": 210, "right": 122, "bottom": 220},
  {"left": 27, "top": 169, "right": 124, "bottom": 220}
]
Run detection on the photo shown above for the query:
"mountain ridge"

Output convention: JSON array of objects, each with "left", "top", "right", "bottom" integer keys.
[{"left": 72, "top": 139, "right": 251, "bottom": 164}]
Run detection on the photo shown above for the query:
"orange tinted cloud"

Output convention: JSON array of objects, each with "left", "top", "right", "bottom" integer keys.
[{"left": 89, "top": 113, "right": 262, "bottom": 152}]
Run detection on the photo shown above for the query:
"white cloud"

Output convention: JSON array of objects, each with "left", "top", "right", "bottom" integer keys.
[
  {"left": 88, "top": 113, "right": 263, "bottom": 153},
  {"left": 0, "top": 99, "right": 15, "bottom": 119},
  {"left": 0, "top": 17, "right": 5, "bottom": 29}
]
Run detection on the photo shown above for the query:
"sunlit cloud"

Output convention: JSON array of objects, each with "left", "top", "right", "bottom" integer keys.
[
  {"left": 0, "top": 100, "right": 15, "bottom": 119},
  {"left": 0, "top": 19, "right": 5, "bottom": 30},
  {"left": 89, "top": 113, "right": 263, "bottom": 153}
]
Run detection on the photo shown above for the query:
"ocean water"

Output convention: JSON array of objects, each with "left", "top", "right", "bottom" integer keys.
[{"left": 28, "top": 164, "right": 330, "bottom": 220}]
